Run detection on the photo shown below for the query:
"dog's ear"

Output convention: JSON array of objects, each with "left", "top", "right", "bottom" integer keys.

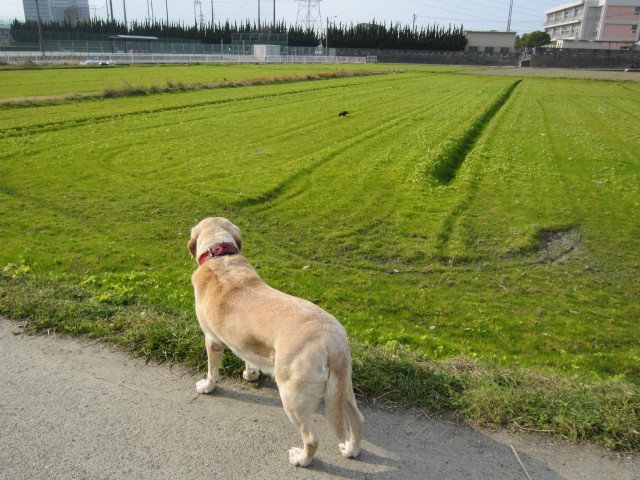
[{"left": 187, "top": 224, "right": 200, "bottom": 258}]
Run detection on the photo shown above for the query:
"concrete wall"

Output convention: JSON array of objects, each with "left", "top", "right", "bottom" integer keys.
[
  {"left": 530, "top": 47, "right": 640, "bottom": 67},
  {"left": 336, "top": 48, "right": 520, "bottom": 66},
  {"left": 335, "top": 46, "right": 640, "bottom": 69}
]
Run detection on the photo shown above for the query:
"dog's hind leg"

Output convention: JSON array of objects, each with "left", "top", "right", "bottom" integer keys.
[
  {"left": 279, "top": 384, "right": 321, "bottom": 467},
  {"left": 325, "top": 370, "right": 364, "bottom": 458},
  {"left": 196, "top": 335, "right": 224, "bottom": 394},
  {"left": 340, "top": 386, "right": 365, "bottom": 458}
]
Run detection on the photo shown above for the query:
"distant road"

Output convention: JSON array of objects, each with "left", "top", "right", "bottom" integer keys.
[{"left": 1, "top": 319, "right": 637, "bottom": 480}]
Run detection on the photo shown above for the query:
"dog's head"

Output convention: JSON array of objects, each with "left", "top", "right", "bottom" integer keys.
[{"left": 187, "top": 217, "right": 242, "bottom": 259}]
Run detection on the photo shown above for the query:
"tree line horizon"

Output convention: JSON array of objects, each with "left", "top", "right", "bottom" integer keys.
[{"left": 10, "top": 18, "right": 469, "bottom": 51}]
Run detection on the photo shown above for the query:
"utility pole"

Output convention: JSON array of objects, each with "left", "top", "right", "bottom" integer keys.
[
  {"left": 123, "top": 0, "right": 128, "bottom": 31},
  {"left": 413, "top": 13, "right": 416, "bottom": 31},
  {"left": 273, "top": 0, "right": 275, "bottom": 25},
  {"left": 507, "top": 0, "right": 514, "bottom": 32},
  {"left": 165, "top": 0, "right": 169, "bottom": 24},
  {"left": 258, "top": 0, "right": 261, "bottom": 30},
  {"left": 326, "top": 15, "right": 336, "bottom": 50},
  {"left": 34, "top": 0, "right": 45, "bottom": 56}
]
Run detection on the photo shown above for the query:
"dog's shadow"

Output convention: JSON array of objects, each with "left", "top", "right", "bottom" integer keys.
[
  {"left": 204, "top": 381, "right": 399, "bottom": 478},
  {"left": 199, "top": 380, "right": 562, "bottom": 479}
]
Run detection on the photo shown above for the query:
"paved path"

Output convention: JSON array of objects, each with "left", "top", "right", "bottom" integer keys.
[{"left": 1, "top": 319, "right": 637, "bottom": 480}]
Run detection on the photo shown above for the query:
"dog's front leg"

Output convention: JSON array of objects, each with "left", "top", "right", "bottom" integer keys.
[
  {"left": 242, "top": 362, "right": 260, "bottom": 382},
  {"left": 196, "top": 335, "right": 224, "bottom": 394}
]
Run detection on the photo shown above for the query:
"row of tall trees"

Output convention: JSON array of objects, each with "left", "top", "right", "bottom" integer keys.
[
  {"left": 10, "top": 19, "right": 318, "bottom": 46},
  {"left": 10, "top": 19, "right": 467, "bottom": 51},
  {"left": 327, "top": 22, "right": 467, "bottom": 51}
]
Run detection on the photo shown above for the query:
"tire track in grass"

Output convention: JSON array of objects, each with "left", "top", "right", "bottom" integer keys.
[
  {"left": 433, "top": 80, "right": 523, "bottom": 262},
  {"left": 426, "top": 80, "right": 522, "bottom": 186},
  {"left": 230, "top": 90, "right": 468, "bottom": 211}
]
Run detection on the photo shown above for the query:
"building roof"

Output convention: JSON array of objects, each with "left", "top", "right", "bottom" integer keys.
[{"left": 544, "top": 1, "right": 585, "bottom": 15}]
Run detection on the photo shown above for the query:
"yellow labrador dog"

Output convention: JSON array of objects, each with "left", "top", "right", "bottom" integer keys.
[{"left": 188, "top": 217, "right": 364, "bottom": 467}]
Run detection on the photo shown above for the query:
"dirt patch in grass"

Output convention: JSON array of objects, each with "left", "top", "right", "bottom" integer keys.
[{"left": 535, "top": 227, "right": 581, "bottom": 264}]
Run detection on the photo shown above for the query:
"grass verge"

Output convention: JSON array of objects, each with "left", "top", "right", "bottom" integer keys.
[
  {"left": 0, "top": 70, "right": 387, "bottom": 107},
  {"left": 2, "top": 270, "right": 637, "bottom": 452}
]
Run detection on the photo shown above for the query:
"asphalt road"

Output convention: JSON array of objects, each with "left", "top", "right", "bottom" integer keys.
[{"left": 1, "top": 319, "right": 637, "bottom": 480}]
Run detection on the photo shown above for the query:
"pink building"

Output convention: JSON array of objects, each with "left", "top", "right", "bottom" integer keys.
[{"left": 544, "top": 0, "right": 640, "bottom": 49}]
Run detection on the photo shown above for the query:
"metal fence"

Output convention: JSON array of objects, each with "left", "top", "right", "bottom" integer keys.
[
  {"left": 3, "top": 39, "right": 236, "bottom": 54},
  {"left": 1, "top": 50, "right": 371, "bottom": 64},
  {"left": 1, "top": 39, "right": 339, "bottom": 57}
]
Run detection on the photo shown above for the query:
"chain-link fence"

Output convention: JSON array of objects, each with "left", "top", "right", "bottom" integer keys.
[
  {"left": 1, "top": 51, "right": 369, "bottom": 64},
  {"left": 1, "top": 39, "right": 336, "bottom": 56}
]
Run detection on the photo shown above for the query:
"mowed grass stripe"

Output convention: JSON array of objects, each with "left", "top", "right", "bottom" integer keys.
[{"left": 0, "top": 73, "right": 404, "bottom": 135}]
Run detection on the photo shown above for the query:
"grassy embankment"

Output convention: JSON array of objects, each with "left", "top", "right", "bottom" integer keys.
[{"left": 0, "top": 65, "right": 638, "bottom": 451}]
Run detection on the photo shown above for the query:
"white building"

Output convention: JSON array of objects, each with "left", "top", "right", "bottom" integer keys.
[
  {"left": 544, "top": 0, "right": 640, "bottom": 49},
  {"left": 464, "top": 31, "right": 517, "bottom": 54},
  {"left": 0, "top": 20, "right": 11, "bottom": 46},
  {"left": 22, "top": 0, "right": 90, "bottom": 23}
]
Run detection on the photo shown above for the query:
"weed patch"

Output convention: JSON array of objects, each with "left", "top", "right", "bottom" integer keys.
[{"left": 459, "top": 368, "right": 639, "bottom": 452}]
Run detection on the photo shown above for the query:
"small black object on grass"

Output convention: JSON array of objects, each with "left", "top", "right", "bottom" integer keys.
[{"left": 339, "top": 111, "right": 349, "bottom": 117}]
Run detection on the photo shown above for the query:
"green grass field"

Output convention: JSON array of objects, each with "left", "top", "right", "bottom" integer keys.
[{"left": 1, "top": 64, "right": 638, "bottom": 450}]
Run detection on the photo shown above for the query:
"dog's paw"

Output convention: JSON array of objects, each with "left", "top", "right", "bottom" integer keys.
[
  {"left": 242, "top": 368, "right": 260, "bottom": 382},
  {"left": 196, "top": 378, "right": 216, "bottom": 394},
  {"left": 339, "top": 441, "right": 361, "bottom": 458},
  {"left": 288, "top": 447, "right": 312, "bottom": 467}
]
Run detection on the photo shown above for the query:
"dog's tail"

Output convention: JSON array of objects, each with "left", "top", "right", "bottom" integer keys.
[{"left": 325, "top": 346, "right": 365, "bottom": 457}]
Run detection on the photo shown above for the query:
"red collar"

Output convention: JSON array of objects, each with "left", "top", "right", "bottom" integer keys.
[{"left": 197, "top": 242, "right": 240, "bottom": 266}]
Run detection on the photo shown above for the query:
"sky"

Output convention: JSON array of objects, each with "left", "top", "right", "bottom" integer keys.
[{"left": 0, "top": 0, "right": 563, "bottom": 34}]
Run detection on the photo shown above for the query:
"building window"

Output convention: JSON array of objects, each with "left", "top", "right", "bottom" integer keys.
[
  {"left": 469, "top": 46, "right": 478, "bottom": 52},
  {"left": 485, "top": 46, "right": 494, "bottom": 53},
  {"left": 635, "top": 6, "right": 640, "bottom": 15},
  {"left": 500, "top": 47, "right": 511, "bottom": 54},
  {"left": 632, "top": 24, "right": 638, "bottom": 34}
]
